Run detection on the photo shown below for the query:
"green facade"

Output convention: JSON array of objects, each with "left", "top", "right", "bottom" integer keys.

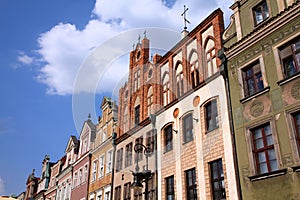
[{"left": 223, "top": 0, "right": 300, "bottom": 199}]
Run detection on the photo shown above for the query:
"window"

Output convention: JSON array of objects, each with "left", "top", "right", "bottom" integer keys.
[
  {"left": 97, "top": 194, "right": 102, "bottom": 200},
  {"left": 205, "top": 39, "right": 217, "bottom": 77},
  {"left": 164, "top": 125, "right": 173, "bottom": 152},
  {"left": 79, "top": 169, "right": 82, "bottom": 184},
  {"left": 114, "top": 186, "right": 121, "bottom": 200},
  {"left": 183, "top": 113, "right": 193, "bottom": 143},
  {"left": 293, "top": 112, "right": 300, "bottom": 154},
  {"left": 147, "top": 87, "right": 154, "bottom": 115},
  {"left": 253, "top": 1, "right": 269, "bottom": 25},
  {"left": 124, "top": 182, "right": 131, "bottom": 200},
  {"left": 147, "top": 177, "right": 155, "bottom": 200},
  {"left": 185, "top": 168, "right": 197, "bottom": 200},
  {"left": 123, "top": 107, "right": 129, "bottom": 133},
  {"left": 162, "top": 73, "right": 171, "bottom": 106},
  {"left": 116, "top": 148, "right": 123, "bottom": 172},
  {"left": 146, "top": 130, "right": 155, "bottom": 155},
  {"left": 176, "top": 63, "right": 184, "bottom": 98},
  {"left": 165, "top": 176, "right": 174, "bottom": 200},
  {"left": 99, "top": 155, "right": 104, "bottom": 178},
  {"left": 134, "top": 69, "right": 141, "bottom": 92},
  {"left": 92, "top": 161, "right": 97, "bottom": 181},
  {"left": 189, "top": 50, "right": 200, "bottom": 88},
  {"left": 73, "top": 172, "right": 78, "bottom": 188},
  {"left": 84, "top": 164, "right": 88, "bottom": 182},
  {"left": 210, "top": 159, "right": 226, "bottom": 200},
  {"left": 125, "top": 143, "right": 133, "bottom": 167},
  {"left": 107, "top": 150, "right": 113, "bottom": 174},
  {"left": 205, "top": 100, "right": 219, "bottom": 132},
  {"left": 135, "top": 137, "right": 143, "bottom": 162},
  {"left": 134, "top": 105, "right": 140, "bottom": 125},
  {"left": 279, "top": 37, "right": 300, "bottom": 78},
  {"left": 105, "top": 192, "right": 110, "bottom": 200},
  {"left": 133, "top": 188, "right": 143, "bottom": 200},
  {"left": 242, "top": 61, "right": 264, "bottom": 97},
  {"left": 251, "top": 123, "right": 278, "bottom": 174}
]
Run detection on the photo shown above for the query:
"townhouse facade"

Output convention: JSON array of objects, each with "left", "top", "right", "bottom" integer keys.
[
  {"left": 112, "top": 8, "right": 240, "bottom": 200},
  {"left": 34, "top": 155, "right": 54, "bottom": 200},
  {"left": 222, "top": 0, "right": 300, "bottom": 199},
  {"left": 88, "top": 97, "right": 118, "bottom": 200},
  {"left": 71, "top": 117, "right": 96, "bottom": 200}
]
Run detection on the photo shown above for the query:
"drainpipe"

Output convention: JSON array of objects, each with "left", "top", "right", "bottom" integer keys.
[
  {"left": 111, "top": 131, "right": 117, "bottom": 200},
  {"left": 87, "top": 153, "right": 92, "bottom": 200},
  {"left": 149, "top": 114, "right": 158, "bottom": 200},
  {"left": 218, "top": 48, "right": 243, "bottom": 200}
]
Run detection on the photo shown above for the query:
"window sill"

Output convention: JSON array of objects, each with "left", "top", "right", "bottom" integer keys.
[
  {"left": 291, "top": 165, "right": 300, "bottom": 172},
  {"left": 277, "top": 72, "right": 300, "bottom": 86},
  {"left": 182, "top": 139, "right": 194, "bottom": 145},
  {"left": 205, "top": 126, "right": 219, "bottom": 134},
  {"left": 248, "top": 168, "right": 287, "bottom": 182},
  {"left": 163, "top": 149, "right": 173, "bottom": 154},
  {"left": 240, "top": 87, "right": 270, "bottom": 104}
]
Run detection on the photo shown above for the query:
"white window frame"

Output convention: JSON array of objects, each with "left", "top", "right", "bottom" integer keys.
[
  {"left": 99, "top": 154, "right": 104, "bottom": 178},
  {"left": 106, "top": 150, "right": 113, "bottom": 174}
]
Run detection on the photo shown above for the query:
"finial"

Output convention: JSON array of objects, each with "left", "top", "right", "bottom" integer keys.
[
  {"left": 181, "top": 5, "right": 190, "bottom": 30},
  {"left": 144, "top": 30, "right": 147, "bottom": 38},
  {"left": 88, "top": 113, "right": 91, "bottom": 119},
  {"left": 137, "top": 34, "right": 141, "bottom": 43},
  {"left": 133, "top": 44, "right": 135, "bottom": 50}
]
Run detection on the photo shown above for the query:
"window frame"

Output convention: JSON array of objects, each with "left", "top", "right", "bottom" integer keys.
[
  {"left": 123, "top": 182, "right": 131, "bottom": 200},
  {"left": 242, "top": 60, "right": 264, "bottom": 97},
  {"left": 98, "top": 155, "right": 105, "bottom": 178},
  {"left": 278, "top": 36, "right": 300, "bottom": 79},
  {"left": 165, "top": 175, "right": 175, "bottom": 200},
  {"left": 135, "top": 136, "right": 144, "bottom": 162},
  {"left": 114, "top": 186, "right": 121, "bottom": 200},
  {"left": 183, "top": 113, "right": 194, "bottom": 143},
  {"left": 293, "top": 111, "right": 300, "bottom": 156},
  {"left": 204, "top": 99, "right": 219, "bottom": 132},
  {"left": 249, "top": 123, "right": 279, "bottom": 175},
  {"left": 106, "top": 150, "right": 113, "bottom": 174},
  {"left": 252, "top": 0, "right": 270, "bottom": 26},
  {"left": 146, "top": 130, "right": 155, "bottom": 156},
  {"left": 116, "top": 148, "right": 123, "bottom": 172},
  {"left": 185, "top": 168, "right": 197, "bottom": 200},
  {"left": 210, "top": 159, "right": 226, "bottom": 200},
  {"left": 125, "top": 142, "right": 133, "bottom": 167},
  {"left": 134, "top": 105, "right": 140, "bottom": 125},
  {"left": 164, "top": 124, "right": 173, "bottom": 152}
]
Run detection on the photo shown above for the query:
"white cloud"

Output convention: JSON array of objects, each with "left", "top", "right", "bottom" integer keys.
[
  {"left": 17, "top": 51, "right": 34, "bottom": 65},
  {"left": 0, "top": 177, "right": 5, "bottom": 195},
  {"left": 33, "top": 0, "right": 233, "bottom": 95}
]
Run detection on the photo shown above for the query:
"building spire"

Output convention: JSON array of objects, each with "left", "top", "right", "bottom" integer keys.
[{"left": 181, "top": 5, "right": 190, "bottom": 30}]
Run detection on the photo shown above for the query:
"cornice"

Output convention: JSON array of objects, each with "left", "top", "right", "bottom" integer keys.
[{"left": 225, "top": 2, "right": 300, "bottom": 59}]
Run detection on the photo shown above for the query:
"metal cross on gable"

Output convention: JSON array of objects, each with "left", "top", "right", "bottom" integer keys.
[{"left": 181, "top": 5, "right": 190, "bottom": 30}]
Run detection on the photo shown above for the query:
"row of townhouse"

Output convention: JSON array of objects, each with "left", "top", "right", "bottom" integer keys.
[{"left": 19, "top": 0, "right": 300, "bottom": 199}]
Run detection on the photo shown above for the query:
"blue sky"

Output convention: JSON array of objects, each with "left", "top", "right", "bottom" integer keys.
[{"left": 0, "top": 0, "right": 233, "bottom": 196}]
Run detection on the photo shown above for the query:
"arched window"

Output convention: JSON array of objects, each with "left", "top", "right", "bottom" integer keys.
[
  {"left": 162, "top": 73, "right": 170, "bottom": 106},
  {"left": 205, "top": 38, "right": 217, "bottom": 77},
  {"left": 176, "top": 62, "right": 184, "bottom": 97},
  {"left": 164, "top": 124, "right": 173, "bottom": 152},
  {"left": 134, "top": 97, "right": 140, "bottom": 126},
  {"left": 189, "top": 50, "right": 200, "bottom": 88},
  {"left": 123, "top": 106, "right": 128, "bottom": 132},
  {"left": 147, "top": 86, "right": 153, "bottom": 115}
]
